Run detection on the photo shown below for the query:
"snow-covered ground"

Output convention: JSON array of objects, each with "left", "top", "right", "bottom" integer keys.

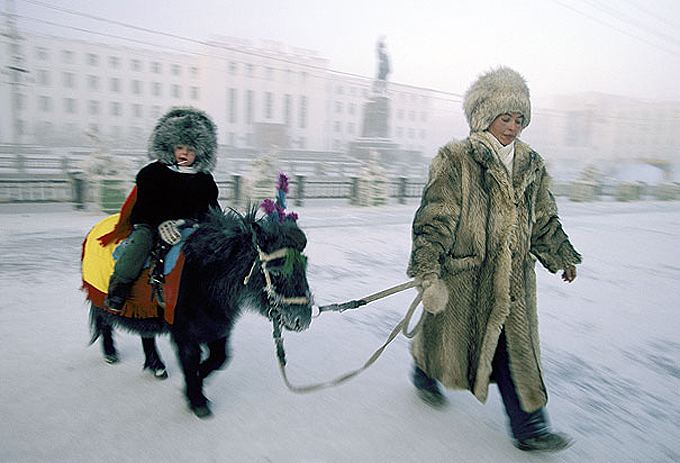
[{"left": 1, "top": 200, "right": 679, "bottom": 463}]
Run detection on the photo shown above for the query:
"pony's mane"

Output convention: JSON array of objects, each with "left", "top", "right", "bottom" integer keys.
[{"left": 182, "top": 205, "right": 257, "bottom": 267}]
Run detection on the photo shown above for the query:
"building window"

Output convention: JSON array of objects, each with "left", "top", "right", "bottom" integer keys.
[
  {"left": 420, "top": 129, "right": 426, "bottom": 139},
  {"left": 421, "top": 112, "right": 428, "bottom": 122},
  {"left": 334, "top": 121, "right": 341, "bottom": 132},
  {"left": 109, "top": 56, "right": 120, "bottom": 68},
  {"left": 111, "top": 126, "right": 122, "bottom": 139},
  {"left": 190, "top": 66, "right": 199, "bottom": 78},
  {"left": 246, "top": 64, "right": 254, "bottom": 77},
  {"left": 298, "top": 137, "right": 306, "bottom": 149},
  {"left": 130, "top": 59, "right": 142, "bottom": 71},
  {"left": 348, "top": 102, "right": 355, "bottom": 115},
  {"left": 264, "top": 92, "right": 274, "bottom": 119},
  {"left": 298, "top": 95, "right": 307, "bottom": 129},
  {"left": 64, "top": 98, "right": 77, "bottom": 114},
  {"left": 171, "top": 64, "right": 181, "bottom": 76},
  {"left": 87, "top": 75, "right": 99, "bottom": 91},
  {"left": 408, "top": 128, "right": 415, "bottom": 138},
  {"left": 171, "top": 84, "right": 181, "bottom": 98},
  {"left": 397, "top": 109, "right": 404, "bottom": 120},
  {"left": 61, "top": 50, "right": 74, "bottom": 64},
  {"left": 151, "top": 105, "right": 161, "bottom": 118},
  {"left": 335, "top": 101, "right": 343, "bottom": 114},
  {"left": 228, "top": 88, "right": 238, "bottom": 124},
  {"left": 110, "top": 102, "right": 121, "bottom": 116},
  {"left": 86, "top": 53, "right": 99, "bottom": 66},
  {"left": 409, "top": 110, "right": 416, "bottom": 121},
  {"left": 131, "top": 79, "right": 142, "bottom": 95},
  {"left": 347, "top": 122, "right": 355, "bottom": 134},
  {"left": 265, "top": 67, "right": 274, "bottom": 80},
  {"left": 36, "top": 69, "right": 50, "bottom": 86},
  {"left": 336, "top": 85, "right": 344, "bottom": 95},
  {"left": 110, "top": 77, "right": 121, "bottom": 93},
  {"left": 284, "top": 94, "right": 292, "bottom": 126},
  {"left": 132, "top": 104, "right": 143, "bottom": 118},
  {"left": 152, "top": 82, "right": 161, "bottom": 97},
  {"left": 35, "top": 47, "right": 49, "bottom": 60},
  {"left": 190, "top": 86, "right": 199, "bottom": 100},
  {"left": 38, "top": 96, "right": 51, "bottom": 112},
  {"left": 62, "top": 72, "right": 75, "bottom": 88},
  {"left": 88, "top": 100, "right": 100, "bottom": 116},
  {"left": 151, "top": 61, "right": 162, "bottom": 74},
  {"left": 14, "top": 93, "right": 25, "bottom": 111},
  {"left": 229, "top": 62, "right": 238, "bottom": 76},
  {"left": 245, "top": 90, "right": 254, "bottom": 125},
  {"left": 300, "top": 71, "right": 308, "bottom": 83},
  {"left": 396, "top": 126, "right": 403, "bottom": 137}
]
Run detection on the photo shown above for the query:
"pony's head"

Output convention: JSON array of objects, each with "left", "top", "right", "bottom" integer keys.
[
  {"left": 248, "top": 213, "right": 312, "bottom": 331},
  {"left": 244, "top": 172, "right": 311, "bottom": 331}
]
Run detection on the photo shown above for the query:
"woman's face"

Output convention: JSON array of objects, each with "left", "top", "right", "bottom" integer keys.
[
  {"left": 488, "top": 112, "right": 524, "bottom": 146},
  {"left": 174, "top": 145, "right": 197, "bottom": 166}
]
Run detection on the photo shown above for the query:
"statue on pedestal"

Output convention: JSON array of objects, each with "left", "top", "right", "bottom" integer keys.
[{"left": 374, "top": 38, "right": 391, "bottom": 94}]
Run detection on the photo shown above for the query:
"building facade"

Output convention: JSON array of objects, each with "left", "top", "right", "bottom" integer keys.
[{"left": 0, "top": 32, "right": 435, "bottom": 157}]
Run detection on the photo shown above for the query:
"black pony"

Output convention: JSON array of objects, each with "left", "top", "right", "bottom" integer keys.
[{"left": 89, "top": 206, "right": 313, "bottom": 417}]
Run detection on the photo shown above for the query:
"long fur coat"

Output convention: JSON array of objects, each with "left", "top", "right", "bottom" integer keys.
[{"left": 408, "top": 134, "right": 581, "bottom": 412}]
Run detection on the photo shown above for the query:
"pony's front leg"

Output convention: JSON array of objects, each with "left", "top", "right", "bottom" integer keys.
[
  {"left": 176, "top": 341, "right": 211, "bottom": 418},
  {"left": 198, "top": 336, "right": 230, "bottom": 380},
  {"left": 141, "top": 336, "right": 168, "bottom": 379}
]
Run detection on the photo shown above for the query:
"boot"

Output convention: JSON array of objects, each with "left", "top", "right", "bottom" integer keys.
[
  {"left": 412, "top": 365, "right": 447, "bottom": 408},
  {"left": 105, "top": 277, "right": 132, "bottom": 314},
  {"left": 514, "top": 431, "right": 573, "bottom": 452}
]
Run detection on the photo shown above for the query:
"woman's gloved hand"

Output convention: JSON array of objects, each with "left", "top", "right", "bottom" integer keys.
[{"left": 417, "top": 273, "right": 449, "bottom": 314}]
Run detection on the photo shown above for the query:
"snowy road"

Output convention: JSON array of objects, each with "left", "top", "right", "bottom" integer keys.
[{"left": 1, "top": 201, "right": 679, "bottom": 462}]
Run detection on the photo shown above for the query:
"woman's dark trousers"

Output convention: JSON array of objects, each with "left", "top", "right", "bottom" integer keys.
[{"left": 491, "top": 330, "right": 549, "bottom": 440}]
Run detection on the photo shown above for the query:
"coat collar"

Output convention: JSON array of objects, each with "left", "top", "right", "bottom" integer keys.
[{"left": 467, "top": 134, "right": 543, "bottom": 201}]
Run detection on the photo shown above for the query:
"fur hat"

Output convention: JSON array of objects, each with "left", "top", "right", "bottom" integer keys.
[
  {"left": 463, "top": 67, "right": 531, "bottom": 132},
  {"left": 148, "top": 107, "right": 217, "bottom": 173}
]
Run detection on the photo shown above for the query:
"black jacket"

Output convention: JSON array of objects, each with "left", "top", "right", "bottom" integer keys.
[{"left": 129, "top": 161, "right": 219, "bottom": 228}]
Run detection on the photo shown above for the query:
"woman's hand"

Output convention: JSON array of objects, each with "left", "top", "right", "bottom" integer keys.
[
  {"left": 561, "top": 265, "right": 577, "bottom": 283},
  {"left": 418, "top": 274, "right": 449, "bottom": 314}
]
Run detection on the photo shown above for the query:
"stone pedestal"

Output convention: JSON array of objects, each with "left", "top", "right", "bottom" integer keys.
[{"left": 361, "top": 96, "right": 391, "bottom": 139}]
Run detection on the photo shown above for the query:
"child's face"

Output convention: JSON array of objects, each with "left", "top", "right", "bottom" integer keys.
[{"left": 174, "top": 145, "right": 197, "bottom": 166}]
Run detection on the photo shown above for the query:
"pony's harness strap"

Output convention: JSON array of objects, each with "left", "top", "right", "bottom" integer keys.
[{"left": 242, "top": 245, "right": 309, "bottom": 307}]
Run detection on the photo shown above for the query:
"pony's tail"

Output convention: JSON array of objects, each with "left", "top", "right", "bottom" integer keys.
[{"left": 88, "top": 304, "right": 102, "bottom": 345}]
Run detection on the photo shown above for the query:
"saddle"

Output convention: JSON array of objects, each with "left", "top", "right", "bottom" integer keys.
[{"left": 81, "top": 213, "right": 189, "bottom": 324}]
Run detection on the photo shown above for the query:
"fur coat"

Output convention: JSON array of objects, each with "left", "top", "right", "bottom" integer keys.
[{"left": 408, "top": 134, "right": 581, "bottom": 412}]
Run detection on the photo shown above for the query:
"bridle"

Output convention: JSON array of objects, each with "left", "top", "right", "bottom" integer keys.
[{"left": 242, "top": 234, "right": 310, "bottom": 321}]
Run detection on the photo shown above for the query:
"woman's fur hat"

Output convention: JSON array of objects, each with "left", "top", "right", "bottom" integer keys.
[
  {"left": 148, "top": 107, "right": 217, "bottom": 173},
  {"left": 463, "top": 67, "right": 531, "bottom": 132}
]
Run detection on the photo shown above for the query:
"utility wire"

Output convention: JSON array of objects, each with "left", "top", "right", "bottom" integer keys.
[
  {"left": 551, "top": 0, "right": 680, "bottom": 57},
  {"left": 578, "top": 0, "right": 680, "bottom": 49},
  {"left": 19, "top": 0, "right": 464, "bottom": 99}
]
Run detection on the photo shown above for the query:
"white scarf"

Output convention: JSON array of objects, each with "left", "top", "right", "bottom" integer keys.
[
  {"left": 479, "top": 131, "right": 515, "bottom": 176},
  {"left": 167, "top": 164, "right": 198, "bottom": 174}
]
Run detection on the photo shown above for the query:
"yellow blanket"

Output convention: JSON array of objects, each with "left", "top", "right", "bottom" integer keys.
[{"left": 82, "top": 214, "right": 120, "bottom": 293}]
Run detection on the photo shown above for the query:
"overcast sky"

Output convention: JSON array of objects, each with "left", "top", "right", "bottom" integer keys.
[{"left": 12, "top": 0, "right": 680, "bottom": 101}]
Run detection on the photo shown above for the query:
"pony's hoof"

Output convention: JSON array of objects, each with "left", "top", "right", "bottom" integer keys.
[
  {"left": 147, "top": 367, "right": 168, "bottom": 380},
  {"left": 104, "top": 353, "right": 119, "bottom": 364},
  {"left": 191, "top": 404, "right": 213, "bottom": 419}
]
